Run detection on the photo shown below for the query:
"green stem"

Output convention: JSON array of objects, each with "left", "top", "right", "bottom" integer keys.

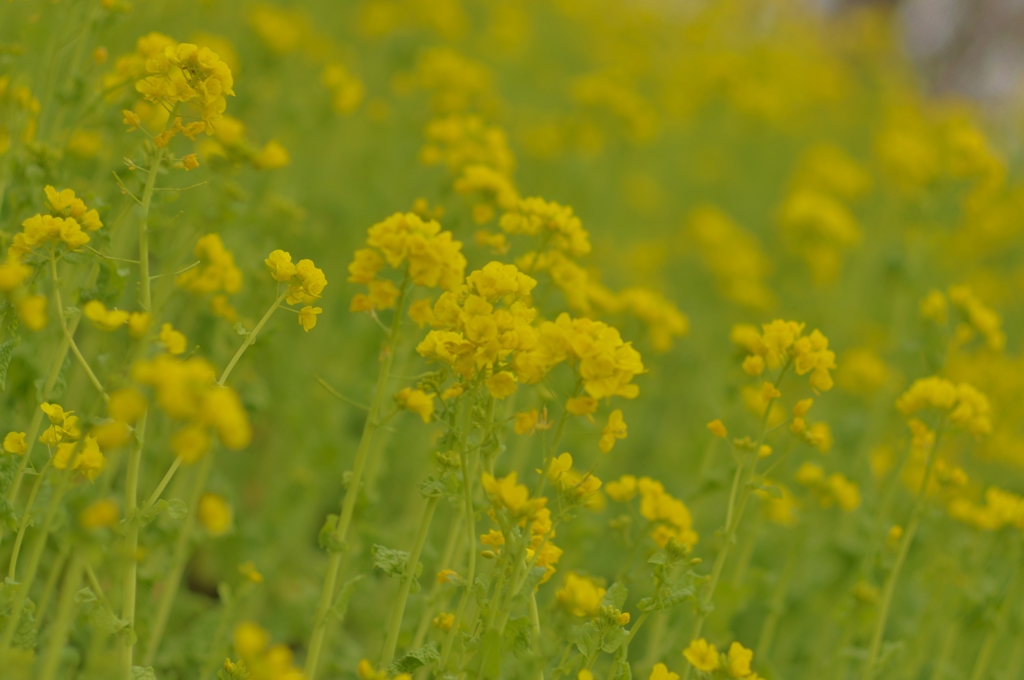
[
  {"left": 927, "top": 619, "right": 960, "bottom": 680},
  {"left": 116, "top": 141, "right": 166, "bottom": 679},
  {"left": 50, "top": 248, "right": 107, "bottom": 403},
  {"left": 528, "top": 591, "right": 544, "bottom": 680},
  {"left": 118, "top": 409, "right": 147, "bottom": 676},
  {"left": 36, "top": 551, "right": 84, "bottom": 680},
  {"left": 380, "top": 495, "right": 440, "bottom": 668},
  {"left": 0, "top": 471, "right": 70, "bottom": 652},
  {"left": 304, "top": 277, "right": 410, "bottom": 680},
  {"left": 754, "top": 534, "right": 800, "bottom": 661},
  {"left": 137, "top": 146, "right": 165, "bottom": 313},
  {"left": 968, "top": 552, "right": 1022, "bottom": 680},
  {"left": 140, "top": 287, "right": 285, "bottom": 667},
  {"left": 439, "top": 400, "right": 480, "bottom": 669},
  {"left": 142, "top": 454, "right": 183, "bottom": 512},
  {"left": 862, "top": 425, "right": 944, "bottom": 680},
  {"left": 33, "top": 542, "right": 70, "bottom": 631},
  {"left": 411, "top": 514, "right": 463, "bottom": 651},
  {"left": 681, "top": 369, "right": 787, "bottom": 680},
  {"left": 141, "top": 450, "right": 214, "bottom": 666},
  {"left": 217, "top": 290, "right": 288, "bottom": 387},
  {"left": 8, "top": 461, "right": 52, "bottom": 580}
]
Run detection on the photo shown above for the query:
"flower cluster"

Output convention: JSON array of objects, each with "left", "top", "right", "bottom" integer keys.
[
  {"left": 454, "top": 164, "right": 520, "bottom": 224},
  {"left": 948, "top": 486, "right": 1024, "bottom": 531},
  {"left": 683, "top": 639, "right": 762, "bottom": 679},
  {"left": 10, "top": 186, "right": 103, "bottom": 259},
  {"left": 943, "top": 285, "right": 1005, "bottom": 351},
  {"left": 895, "top": 376, "right": 992, "bottom": 436},
  {"left": 90, "top": 388, "right": 147, "bottom": 449},
  {"left": 176, "top": 234, "right": 243, "bottom": 319},
  {"left": 795, "top": 463, "right": 861, "bottom": 511},
  {"left": 547, "top": 452, "right": 603, "bottom": 506},
  {"left": 265, "top": 250, "right": 327, "bottom": 331},
  {"left": 39, "top": 402, "right": 82, "bottom": 448},
  {"left": 606, "top": 475, "right": 698, "bottom": 549},
  {"left": 518, "top": 313, "right": 645, "bottom": 406},
  {"left": 499, "top": 197, "right": 591, "bottom": 258},
  {"left": 348, "top": 212, "right": 466, "bottom": 311},
  {"left": 83, "top": 301, "right": 150, "bottom": 336},
  {"left": 416, "top": 262, "right": 536, "bottom": 397},
  {"left": 481, "top": 471, "right": 546, "bottom": 521},
  {"left": 133, "top": 354, "right": 252, "bottom": 462},
  {"left": 197, "top": 115, "right": 291, "bottom": 170},
  {"left": 778, "top": 186, "right": 860, "bottom": 280},
  {"left": 134, "top": 42, "right": 235, "bottom": 136},
  {"left": 34, "top": 404, "right": 107, "bottom": 481},
  {"left": 228, "top": 621, "right": 306, "bottom": 680},
  {"left": 688, "top": 205, "right": 775, "bottom": 311},
  {"left": 740, "top": 320, "right": 836, "bottom": 392},
  {"left": 420, "top": 114, "right": 514, "bottom": 176}
]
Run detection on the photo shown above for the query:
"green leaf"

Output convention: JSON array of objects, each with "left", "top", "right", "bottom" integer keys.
[
  {"left": 514, "top": 566, "right": 548, "bottom": 600},
  {"left": 479, "top": 628, "right": 503, "bottom": 680},
  {"left": 74, "top": 587, "right": 98, "bottom": 605},
  {"left": 371, "top": 544, "right": 410, "bottom": 579},
  {"left": 130, "top": 666, "right": 157, "bottom": 680},
  {"left": 575, "top": 621, "right": 601, "bottom": 658},
  {"left": 417, "top": 476, "right": 447, "bottom": 498},
  {"left": 329, "top": 575, "right": 363, "bottom": 621},
  {"left": 602, "top": 625, "right": 629, "bottom": 654},
  {"left": 387, "top": 642, "right": 439, "bottom": 675},
  {"left": 318, "top": 514, "right": 344, "bottom": 552},
  {"left": 165, "top": 498, "right": 188, "bottom": 521},
  {"left": 503, "top": 616, "right": 533, "bottom": 658},
  {"left": 0, "top": 336, "right": 20, "bottom": 391},
  {"left": 602, "top": 582, "right": 628, "bottom": 610}
]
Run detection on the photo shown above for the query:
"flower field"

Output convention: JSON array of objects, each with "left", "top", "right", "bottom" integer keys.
[{"left": 0, "top": 1, "right": 1022, "bottom": 679}]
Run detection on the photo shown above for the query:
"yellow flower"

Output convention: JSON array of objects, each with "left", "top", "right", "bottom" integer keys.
[
  {"left": 17, "top": 294, "right": 48, "bottom": 330},
  {"left": 298, "top": 306, "right": 322, "bottom": 332},
  {"left": 432, "top": 612, "right": 455, "bottom": 631},
  {"left": 79, "top": 498, "right": 120, "bottom": 529},
  {"left": 108, "top": 388, "right": 147, "bottom": 423},
  {"left": 920, "top": 289, "right": 948, "bottom": 324},
  {"left": 481, "top": 471, "right": 546, "bottom": 519},
  {"left": 599, "top": 409, "right": 627, "bottom": 453},
  {"left": 3, "top": 432, "right": 27, "bottom": 455},
  {"left": 71, "top": 437, "right": 107, "bottom": 481},
  {"left": 254, "top": 140, "right": 290, "bottom": 169},
  {"left": 233, "top": 621, "right": 269, "bottom": 659},
  {"left": 514, "top": 409, "right": 539, "bottom": 435},
  {"left": 41, "top": 402, "right": 69, "bottom": 425},
  {"left": 707, "top": 419, "right": 727, "bottom": 438},
  {"left": 0, "top": 256, "right": 30, "bottom": 292},
  {"left": 649, "top": 663, "right": 679, "bottom": 680},
  {"left": 182, "top": 153, "right": 200, "bottom": 170},
  {"left": 555, "top": 572, "right": 605, "bottom": 617},
  {"left": 171, "top": 424, "right": 212, "bottom": 463},
  {"left": 160, "top": 323, "right": 188, "bottom": 355},
  {"left": 726, "top": 641, "right": 753, "bottom": 677},
  {"left": 198, "top": 492, "right": 233, "bottom": 536},
  {"left": 683, "top": 638, "right": 720, "bottom": 672},
  {"left": 606, "top": 475, "right": 638, "bottom": 502},
  {"left": 128, "top": 311, "right": 151, "bottom": 337},
  {"left": 265, "top": 249, "right": 297, "bottom": 282},
  {"left": 566, "top": 395, "right": 598, "bottom": 417},
  {"left": 485, "top": 370, "right": 518, "bottom": 399},
  {"left": 239, "top": 561, "right": 263, "bottom": 583},
  {"left": 83, "top": 300, "right": 129, "bottom": 331},
  {"left": 395, "top": 388, "right": 434, "bottom": 423}
]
